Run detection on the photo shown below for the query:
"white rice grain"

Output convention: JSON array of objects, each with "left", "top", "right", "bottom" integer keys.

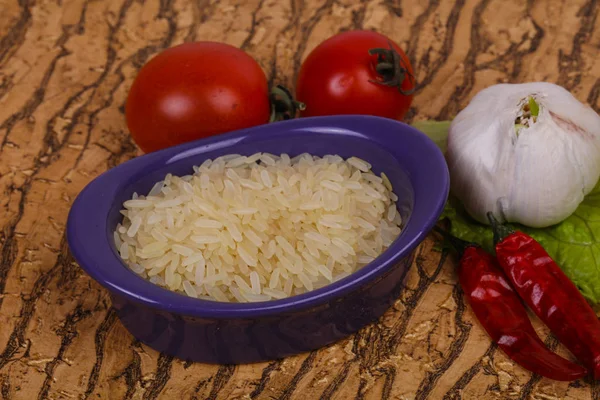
[
  {"left": 347, "top": 157, "right": 371, "bottom": 172},
  {"left": 262, "top": 288, "right": 287, "bottom": 299},
  {"left": 119, "top": 242, "right": 129, "bottom": 259},
  {"left": 127, "top": 216, "right": 142, "bottom": 237},
  {"left": 237, "top": 245, "right": 257, "bottom": 267},
  {"left": 234, "top": 275, "right": 253, "bottom": 293},
  {"left": 115, "top": 153, "right": 402, "bottom": 303},
  {"left": 194, "top": 218, "right": 223, "bottom": 229},
  {"left": 190, "top": 235, "right": 220, "bottom": 244},
  {"left": 194, "top": 262, "right": 206, "bottom": 286},
  {"left": 124, "top": 199, "right": 153, "bottom": 208},
  {"left": 183, "top": 280, "right": 197, "bottom": 297},
  {"left": 250, "top": 271, "right": 261, "bottom": 294},
  {"left": 316, "top": 264, "right": 333, "bottom": 280},
  {"left": 283, "top": 278, "right": 294, "bottom": 295}
]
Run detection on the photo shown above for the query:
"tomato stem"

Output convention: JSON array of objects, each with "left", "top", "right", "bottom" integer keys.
[
  {"left": 269, "top": 85, "right": 305, "bottom": 122},
  {"left": 368, "top": 41, "right": 416, "bottom": 95}
]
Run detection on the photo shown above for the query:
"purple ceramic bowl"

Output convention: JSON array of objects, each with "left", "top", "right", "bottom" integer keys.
[{"left": 67, "top": 115, "right": 449, "bottom": 364}]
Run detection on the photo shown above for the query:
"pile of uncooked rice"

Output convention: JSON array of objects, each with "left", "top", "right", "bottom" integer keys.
[{"left": 114, "top": 153, "right": 402, "bottom": 302}]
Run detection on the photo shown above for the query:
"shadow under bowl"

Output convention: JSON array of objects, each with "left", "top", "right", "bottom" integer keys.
[{"left": 66, "top": 115, "right": 449, "bottom": 364}]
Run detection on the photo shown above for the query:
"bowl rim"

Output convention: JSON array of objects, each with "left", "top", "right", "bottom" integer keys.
[{"left": 67, "top": 115, "right": 449, "bottom": 318}]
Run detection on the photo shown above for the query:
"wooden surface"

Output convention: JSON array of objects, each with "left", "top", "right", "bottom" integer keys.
[{"left": 1, "top": 0, "right": 600, "bottom": 399}]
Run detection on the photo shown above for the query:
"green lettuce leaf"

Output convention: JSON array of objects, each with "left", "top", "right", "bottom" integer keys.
[
  {"left": 412, "top": 120, "right": 600, "bottom": 304},
  {"left": 411, "top": 120, "right": 451, "bottom": 153}
]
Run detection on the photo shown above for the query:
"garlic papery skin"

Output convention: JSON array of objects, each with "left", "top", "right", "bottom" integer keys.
[{"left": 447, "top": 82, "right": 600, "bottom": 228}]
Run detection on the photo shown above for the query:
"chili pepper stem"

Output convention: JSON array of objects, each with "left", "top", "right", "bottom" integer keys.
[
  {"left": 487, "top": 212, "right": 515, "bottom": 245},
  {"left": 432, "top": 226, "right": 474, "bottom": 257}
]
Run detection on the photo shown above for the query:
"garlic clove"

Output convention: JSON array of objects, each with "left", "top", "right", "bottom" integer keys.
[{"left": 447, "top": 82, "right": 600, "bottom": 228}]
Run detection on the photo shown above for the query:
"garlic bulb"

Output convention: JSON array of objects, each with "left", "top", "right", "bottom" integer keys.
[{"left": 447, "top": 82, "right": 600, "bottom": 228}]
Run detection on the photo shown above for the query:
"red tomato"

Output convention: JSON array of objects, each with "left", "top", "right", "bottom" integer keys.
[
  {"left": 296, "top": 31, "right": 415, "bottom": 120},
  {"left": 126, "top": 42, "right": 270, "bottom": 153}
]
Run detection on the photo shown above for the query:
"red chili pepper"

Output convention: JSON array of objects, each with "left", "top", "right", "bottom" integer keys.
[
  {"left": 436, "top": 227, "right": 587, "bottom": 381},
  {"left": 488, "top": 212, "right": 600, "bottom": 379}
]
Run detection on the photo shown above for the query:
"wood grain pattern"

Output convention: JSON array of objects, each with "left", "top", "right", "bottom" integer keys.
[{"left": 1, "top": 0, "right": 600, "bottom": 398}]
